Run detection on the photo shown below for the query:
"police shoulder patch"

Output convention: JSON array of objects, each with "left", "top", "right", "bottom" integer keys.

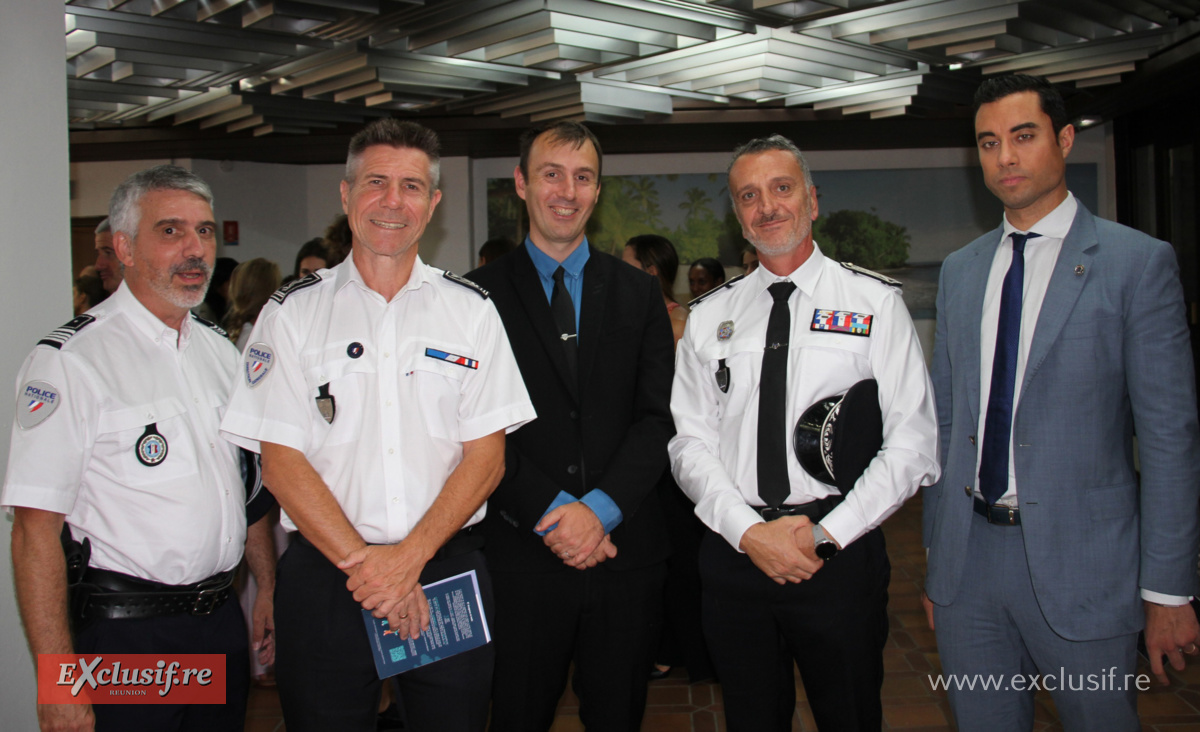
[
  {"left": 37, "top": 315, "right": 96, "bottom": 350},
  {"left": 270, "top": 272, "right": 322, "bottom": 304},
  {"left": 17, "top": 380, "right": 61, "bottom": 429},
  {"left": 191, "top": 314, "right": 227, "bottom": 338},
  {"left": 687, "top": 274, "right": 746, "bottom": 309},
  {"left": 443, "top": 271, "right": 489, "bottom": 299},
  {"left": 840, "top": 262, "right": 902, "bottom": 288},
  {"left": 244, "top": 342, "right": 276, "bottom": 388}
]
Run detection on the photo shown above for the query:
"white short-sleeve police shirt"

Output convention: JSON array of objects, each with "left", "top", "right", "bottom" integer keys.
[
  {"left": 220, "top": 254, "right": 536, "bottom": 545},
  {"left": 1, "top": 284, "right": 247, "bottom": 585}
]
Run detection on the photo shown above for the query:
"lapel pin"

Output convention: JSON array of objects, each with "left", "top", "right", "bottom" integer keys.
[{"left": 1074, "top": 265, "right": 1085, "bottom": 275}]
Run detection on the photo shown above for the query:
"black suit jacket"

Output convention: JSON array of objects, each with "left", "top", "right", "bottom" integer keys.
[{"left": 467, "top": 243, "right": 675, "bottom": 573}]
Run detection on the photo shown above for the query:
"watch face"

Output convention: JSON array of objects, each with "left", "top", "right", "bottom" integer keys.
[{"left": 816, "top": 541, "right": 838, "bottom": 560}]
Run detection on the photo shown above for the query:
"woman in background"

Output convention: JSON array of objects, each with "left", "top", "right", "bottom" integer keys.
[
  {"left": 225, "top": 258, "right": 282, "bottom": 352},
  {"left": 621, "top": 234, "right": 688, "bottom": 345},
  {"left": 687, "top": 257, "right": 726, "bottom": 300},
  {"left": 293, "top": 237, "right": 329, "bottom": 280}
]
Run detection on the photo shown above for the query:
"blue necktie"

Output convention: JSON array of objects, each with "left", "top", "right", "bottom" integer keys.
[{"left": 980, "top": 232, "right": 1040, "bottom": 505}]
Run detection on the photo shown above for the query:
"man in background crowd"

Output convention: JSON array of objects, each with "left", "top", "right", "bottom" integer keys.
[{"left": 92, "top": 217, "right": 122, "bottom": 293}]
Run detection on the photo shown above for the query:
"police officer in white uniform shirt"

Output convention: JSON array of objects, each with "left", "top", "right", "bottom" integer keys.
[
  {"left": 3, "top": 165, "right": 274, "bottom": 732},
  {"left": 220, "top": 119, "right": 535, "bottom": 732},
  {"left": 669, "top": 135, "right": 941, "bottom": 732}
]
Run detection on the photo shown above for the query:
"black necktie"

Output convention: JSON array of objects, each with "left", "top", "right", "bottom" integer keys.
[
  {"left": 551, "top": 266, "right": 578, "bottom": 384},
  {"left": 980, "top": 232, "right": 1040, "bottom": 505},
  {"left": 758, "top": 281, "right": 797, "bottom": 508}
]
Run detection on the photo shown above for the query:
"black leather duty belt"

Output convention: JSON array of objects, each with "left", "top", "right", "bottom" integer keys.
[
  {"left": 755, "top": 495, "right": 844, "bottom": 523},
  {"left": 292, "top": 526, "right": 483, "bottom": 563},
  {"left": 76, "top": 568, "right": 234, "bottom": 621},
  {"left": 973, "top": 498, "right": 1021, "bottom": 526}
]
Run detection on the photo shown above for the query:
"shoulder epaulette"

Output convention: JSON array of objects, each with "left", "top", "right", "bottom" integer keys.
[
  {"left": 687, "top": 273, "right": 746, "bottom": 308},
  {"left": 191, "top": 314, "right": 228, "bottom": 337},
  {"left": 37, "top": 314, "right": 96, "bottom": 350},
  {"left": 840, "top": 262, "right": 902, "bottom": 288},
  {"left": 443, "top": 271, "right": 489, "bottom": 299},
  {"left": 270, "top": 272, "right": 322, "bottom": 304}
]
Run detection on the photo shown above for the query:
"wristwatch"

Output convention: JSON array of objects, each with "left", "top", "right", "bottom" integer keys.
[{"left": 812, "top": 524, "right": 838, "bottom": 560}]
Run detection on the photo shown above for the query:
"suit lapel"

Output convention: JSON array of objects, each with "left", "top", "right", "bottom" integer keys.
[
  {"left": 962, "top": 229, "right": 1000, "bottom": 428},
  {"left": 510, "top": 245, "right": 579, "bottom": 399},
  {"left": 1021, "top": 206, "right": 1097, "bottom": 395},
  {"left": 577, "top": 246, "right": 609, "bottom": 393}
]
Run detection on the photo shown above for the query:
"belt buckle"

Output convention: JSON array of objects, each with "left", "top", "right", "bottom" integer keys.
[
  {"left": 191, "top": 588, "right": 220, "bottom": 616},
  {"left": 761, "top": 507, "right": 784, "bottom": 522},
  {"left": 989, "top": 505, "right": 1018, "bottom": 525}
]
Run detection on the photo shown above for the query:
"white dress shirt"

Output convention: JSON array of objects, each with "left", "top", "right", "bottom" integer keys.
[
  {"left": 220, "top": 254, "right": 536, "bottom": 545},
  {"left": 977, "top": 192, "right": 1075, "bottom": 506},
  {"left": 669, "top": 243, "right": 941, "bottom": 549},
  {"left": 2, "top": 283, "right": 247, "bottom": 585}
]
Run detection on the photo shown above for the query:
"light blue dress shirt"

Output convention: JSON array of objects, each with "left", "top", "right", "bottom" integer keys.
[{"left": 523, "top": 238, "right": 622, "bottom": 536}]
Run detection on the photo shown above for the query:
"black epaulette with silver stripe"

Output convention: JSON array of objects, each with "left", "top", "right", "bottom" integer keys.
[
  {"left": 687, "top": 273, "right": 746, "bottom": 309},
  {"left": 840, "top": 262, "right": 902, "bottom": 288},
  {"left": 270, "top": 272, "right": 322, "bottom": 304},
  {"left": 443, "top": 271, "right": 489, "bottom": 299},
  {"left": 192, "top": 314, "right": 228, "bottom": 337},
  {"left": 37, "top": 314, "right": 95, "bottom": 350}
]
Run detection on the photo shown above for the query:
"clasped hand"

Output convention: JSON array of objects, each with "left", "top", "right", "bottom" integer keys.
[
  {"left": 339, "top": 542, "right": 430, "bottom": 639},
  {"left": 536, "top": 502, "right": 616, "bottom": 569},
  {"left": 739, "top": 516, "right": 824, "bottom": 584}
]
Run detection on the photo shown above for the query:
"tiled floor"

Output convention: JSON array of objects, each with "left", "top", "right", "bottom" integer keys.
[{"left": 246, "top": 499, "right": 1200, "bottom": 731}]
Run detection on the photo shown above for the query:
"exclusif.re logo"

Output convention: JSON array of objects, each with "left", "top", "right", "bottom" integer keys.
[{"left": 37, "top": 654, "right": 226, "bottom": 705}]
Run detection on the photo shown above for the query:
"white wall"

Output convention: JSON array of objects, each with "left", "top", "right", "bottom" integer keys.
[{"left": 1, "top": 4, "right": 70, "bottom": 730}]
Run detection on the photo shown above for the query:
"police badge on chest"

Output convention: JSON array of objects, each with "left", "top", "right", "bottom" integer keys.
[{"left": 136, "top": 423, "right": 168, "bottom": 467}]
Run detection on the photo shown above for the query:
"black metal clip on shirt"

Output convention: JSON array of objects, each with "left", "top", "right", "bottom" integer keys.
[
  {"left": 316, "top": 383, "right": 336, "bottom": 424},
  {"left": 715, "top": 358, "right": 729, "bottom": 393}
]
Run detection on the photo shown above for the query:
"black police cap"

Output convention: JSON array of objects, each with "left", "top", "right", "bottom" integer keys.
[{"left": 791, "top": 379, "right": 884, "bottom": 495}]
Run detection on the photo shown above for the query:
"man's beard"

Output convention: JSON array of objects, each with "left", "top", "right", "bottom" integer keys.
[
  {"left": 149, "top": 256, "right": 212, "bottom": 310},
  {"left": 744, "top": 215, "right": 811, "bottom": 258}
]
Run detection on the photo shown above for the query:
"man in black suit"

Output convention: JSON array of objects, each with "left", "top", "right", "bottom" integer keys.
[{"left": 468, "top": 121, "right": 675, "bottom": 731}]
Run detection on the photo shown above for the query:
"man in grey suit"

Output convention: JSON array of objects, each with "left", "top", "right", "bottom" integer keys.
[{"left": 923, "top": 73, "right": 1200, "bottom": 729}]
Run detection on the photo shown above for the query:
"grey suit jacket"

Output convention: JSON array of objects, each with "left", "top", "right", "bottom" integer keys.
[{"left": 924, "top": 202, "right": 1200, "bottom": 641}]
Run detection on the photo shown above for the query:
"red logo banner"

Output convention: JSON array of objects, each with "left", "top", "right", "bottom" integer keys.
[{"left": 38, "top": 654, "right": 227, "bottom": 705}]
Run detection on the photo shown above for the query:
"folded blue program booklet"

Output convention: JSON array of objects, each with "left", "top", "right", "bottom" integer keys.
[{"left": 362, "top": 569, "right": 492, "bottom": 679}]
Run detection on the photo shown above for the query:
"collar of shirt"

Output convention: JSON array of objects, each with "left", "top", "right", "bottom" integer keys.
[
  {"left": 111, "top": 281, "right": 194, "bottom": 350},
  {"left": 747, "top": 240, "right": 826, "bottom": 302},
  {"left": 525, "top": 236, "right": 590, "bottom": 306},
  {"left": 1001, "top": 191, "right": 1077, "bottom": 241},
  {"left": 335, "top": 250, "right": 432, "bottom": 303}
]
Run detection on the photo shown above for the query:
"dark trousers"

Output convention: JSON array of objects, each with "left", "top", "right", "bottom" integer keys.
[
  {"left": 274, "top": 538, "right": 495, "bottom": 732},
  {"left": 657, "top": 475, "right": 715, "bottom": 680},
  {"left": 700, "top": 528, "right": 890, "bottom": 732},
  {"left": 488, "top": 562, "right": 667, "bottom": 732},
  {"left": 74, "top": 594, "right": 249, "bottom": 732}
]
